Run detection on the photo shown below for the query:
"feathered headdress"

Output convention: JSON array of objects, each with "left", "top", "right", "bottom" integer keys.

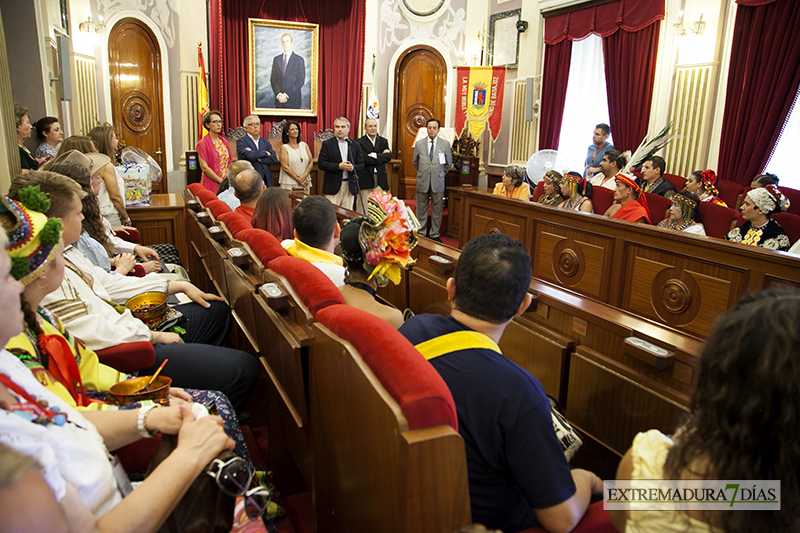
[{"left": 622, "top": 122, "right": 677, "bottom": 173}]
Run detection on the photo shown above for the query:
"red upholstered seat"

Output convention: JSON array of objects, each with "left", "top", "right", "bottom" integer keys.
[
  {"left": 268, "top": 255, "right": 345, "bottom": 316},
  {"left": 643, "top": 192, "right": 672, "bottom": 226},
  {"left": 217, "top": 211, "right": 253, "bottom": 237},
  {"left": 591, "top": 187, "right": 615, "bottom": 216},
  {"left": 115, "top": 227, "right": 140, "bottom": 243},
  {"left": 698, "top": 201, "right": 740, "bottom": 239},
  {"left": 205, "top": 199, "right": 232, "bottom": 218},
  {"left": 533, "top": 181, "right": 545, "bottom": 202},
  {"left": 779, "top": 186, "right": 800, "bottom": 216},
  {"left": 95, "top": 341, "right": 156, "bottom": 374},
  {"left": 315, "top": 303, "right": 458, "bottom": 431},
  {"left": 662, "top": 173, "right": 686, "bottom": 191},
  {"left": 771, "top": 212, "right": 800, "bottom": 245},
  {"left": 195, "top": 188, "right": 217, "bottom": 206},
  {"left": 236, "top": 228, "right": 287, "bottom": 265},
  {"left": 716, "top": 179, "right": 744, "bottom": 209},
  {"left": 518, "top": 501, "right": 616, "bottom": 533},
  {"left": 186, "top": 183, "right": 204, "bottom": 196}
]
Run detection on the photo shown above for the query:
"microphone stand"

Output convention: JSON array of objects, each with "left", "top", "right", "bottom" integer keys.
[{"left": 347, "top": 139, "right": 366, "bottom": 214}]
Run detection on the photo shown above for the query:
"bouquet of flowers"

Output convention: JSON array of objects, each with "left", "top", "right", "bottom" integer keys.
[{"left": 356, "top": 189, "right": 420, "bottom": 286}]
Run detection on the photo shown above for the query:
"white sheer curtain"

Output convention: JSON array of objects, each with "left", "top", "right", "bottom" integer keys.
[
  {"left": 764, "top": 85, "right": 800, "bottom": 189},
  {"left": 557, "top": 34, "right": 613, "bottom": 174}
]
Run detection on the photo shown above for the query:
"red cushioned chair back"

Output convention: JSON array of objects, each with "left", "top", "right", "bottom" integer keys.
[
  {"left": 779, "top": 186, "right": 800, "bottom": 217},
  {"left": 591, "top": 187, "right": 614, "bottom": 215},
  {"left": 519, "top": 501, "right": 616, "bottom": 533},
  {"left": 698, "top": 201, "right": 740, "bottom": 239},
  {"left": 315, "top": 304, "right": 457, "bottom": 431},
  {"left": 195, "top": 189, "right": 217, "bottom": 206},
  {"left": 206, "top": 199, "right": 232, "bottom": 218},
  {"left": 268, "top": 255, "right": 345, "bottom": 316},
  {"left": 643, "top": 192, "right": 672, "bottom": 226},
  {"left": 533, "top": 180, "right": 545, "bottom": 202},
  {"left": 716, "top": 179, "right": 744, "bottom": 209},
  {"left": 95, "top": 341, "right": 156, "bottom": 374},
  {"left": 771, "top": 212, "right": 800, "bottom": 245},
  {"left": 186, "top": 183, "right": 205, "bottom": 196},
  {"left": 218, "top": 211, "right": 253, "bottom": 238},
  {"left": 663, "top": 173, "right": 687, "bottom": 192},
  {"left": 236, "top": 228, "right": 287, "bottom": 265}
]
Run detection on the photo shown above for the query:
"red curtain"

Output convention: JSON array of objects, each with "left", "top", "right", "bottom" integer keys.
[
  {"left": 539, "top": 40, "right": 572, "bottom": 150},
  {"left": 717, "top": 0, "right": 800, "bottom": 185},
  {"left": 208, "top": 0, "right": 366, "bottom": 147},
  {"left": 602, "top": 22, "right": 661, "bottom": 153},
  {"left": 539, "top": 0, "right": 664, "bottom": 152}
]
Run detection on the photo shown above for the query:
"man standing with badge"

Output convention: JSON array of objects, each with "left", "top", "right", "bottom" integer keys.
[{"left": 412, "top": 118, "right": 452, "bottom": 243}]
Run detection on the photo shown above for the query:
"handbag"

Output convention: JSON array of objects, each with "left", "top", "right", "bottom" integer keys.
[{"left": 146, "top": 434, "right": 235, "bottom": 533}]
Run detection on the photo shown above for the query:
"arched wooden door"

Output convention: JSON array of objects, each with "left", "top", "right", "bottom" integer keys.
[
  {"left": 108, "top": 18, "right": 167, "bottom": 193},
  {"left": 393, "top": 47, "right": 446, "bottom": 199}
]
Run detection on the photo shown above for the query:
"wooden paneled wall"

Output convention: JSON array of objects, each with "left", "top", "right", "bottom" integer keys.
[{"left": 450, "top": 187, "right": 800, "bottom": 339}]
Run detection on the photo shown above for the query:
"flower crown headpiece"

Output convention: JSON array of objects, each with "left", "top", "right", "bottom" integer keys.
[
  {"left": 0, "top": 186, "right": 63, "bottom": 286},
  {"left": 748, "top": 184, "right": 790, "bottom": 214}
]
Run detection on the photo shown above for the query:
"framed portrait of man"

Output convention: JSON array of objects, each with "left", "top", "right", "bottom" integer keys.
[{"left": 248, "top": 19, "right": 319, "bottom": 117}]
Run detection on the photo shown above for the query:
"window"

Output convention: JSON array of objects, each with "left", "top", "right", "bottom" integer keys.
[
  {"left": 764, "top": 84, "right": 800, "bottom": 189},
  {"left": 557, "top": 34, "right": 613, "bottom": 174}
]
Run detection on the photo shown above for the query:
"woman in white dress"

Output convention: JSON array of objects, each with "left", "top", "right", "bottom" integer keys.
[
  {"left": 279, "top": 121, "right": 313, "bottom": 194},
  {"left": 90, "top": 126, "right": 130, "bottom": 227}
]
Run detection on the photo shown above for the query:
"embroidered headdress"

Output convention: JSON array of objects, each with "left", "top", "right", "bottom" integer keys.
[
  {"left": 616, "top": 172, "right": 651, "bottom": 220},
  {"left": 747, "top": 184, "right": 790, "bottom": 215},
  {"left": 0, "top": 187, "right": 62, "bottom": 286}
]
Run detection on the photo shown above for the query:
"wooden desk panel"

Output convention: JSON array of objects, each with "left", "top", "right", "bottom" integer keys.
[
  {"left": 127, "top": 193, "right": 187, "bottom": 266},
  {"left": 451, "top": 187, "right": 800, "bottom": 338}
]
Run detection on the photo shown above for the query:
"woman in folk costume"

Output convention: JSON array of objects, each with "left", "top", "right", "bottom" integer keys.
[
  {"left": 657, "top": 190, "right": 706, "bottom": 236},
  {"left": 537, "top": 170, "right": 565, "bottom": 206},
  {"left": 558, "top": 171, "right": 594, "bottom": 213},
  {"left": 726, "top": 185, "right": 791, "bottom": 251},
  {"left": 685, "top": 169, "right": 727, "bottom": 206}
]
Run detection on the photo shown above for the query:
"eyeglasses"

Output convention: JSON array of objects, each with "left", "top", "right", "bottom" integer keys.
[
  {"left": 247, "top": 123, "right": 260, "bottom": 127},
  {"left": 207, "top": 457, "right": 271, "bottom": 519}
]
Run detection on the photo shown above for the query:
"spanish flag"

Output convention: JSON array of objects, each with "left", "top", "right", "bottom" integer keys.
[{"left": 198, "top": 43, "right": 210, "bottom": 140}]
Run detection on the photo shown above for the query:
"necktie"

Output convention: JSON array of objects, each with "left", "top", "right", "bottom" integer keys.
[
  {"left": 429, "top": 139, "right": 434, "bottom": 161},
  {"left": 282, "top": 54, "right": 288, "bottom": 74}
]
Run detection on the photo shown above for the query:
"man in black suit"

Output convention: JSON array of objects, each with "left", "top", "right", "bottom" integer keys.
[
  {"left": 318, "top": 117, "right": 365, "bottom": 209},
  {"left": 236, "top": 115, "right": 278, "bottom": 187},
  {"left": 354, "top": 117, "right": 392, "bottom": 214},
  {"left": 637, "top": 155, "right": 676, "bottom": 199},
  {"left": 270, "top": 33, "right": 305, "bottom": 108}
]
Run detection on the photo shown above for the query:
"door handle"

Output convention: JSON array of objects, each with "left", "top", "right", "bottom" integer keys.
[{"left": 156, "top": 149, "right": 163, "bottom": 157}]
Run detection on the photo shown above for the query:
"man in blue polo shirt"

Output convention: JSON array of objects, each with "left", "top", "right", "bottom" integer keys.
[
  {"left": 399, "top": 233, "right": 602, "bottom": 533},
  {"left": 584, "top": 123, "right": 614, "bottom": 178}
]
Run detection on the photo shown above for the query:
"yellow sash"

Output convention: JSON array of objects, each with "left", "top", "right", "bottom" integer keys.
[
  {"left": 284, "top": 238, "right": 343, "bottom": 266},
  {"left": 414, "top": 330, "right": 501, "bottom": 360}
]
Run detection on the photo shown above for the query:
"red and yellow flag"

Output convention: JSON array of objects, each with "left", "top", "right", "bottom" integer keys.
[
  {"left": 198, "top": 43, "right": 210, "bottom": 140},
  {"left": 454, "top": 66, "right": 506, "bottom": 141}
]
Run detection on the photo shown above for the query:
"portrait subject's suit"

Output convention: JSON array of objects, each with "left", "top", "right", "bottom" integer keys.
[
  {"left": 412, "top": 135, "right": 452, "bottom": 239},
  {"left": 270, "top": 51, "right": 305, "bottom": 108},
  {"left": 317, "top": 137, "right": 365, "bottom": 208},
  {"left": 236, "top": 135, "right": 278, "bottom": 187}
]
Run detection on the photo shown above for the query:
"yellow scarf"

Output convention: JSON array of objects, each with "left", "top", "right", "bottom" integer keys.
[{"left": 284, "top": 238, "right": 343, "bottom": 266}]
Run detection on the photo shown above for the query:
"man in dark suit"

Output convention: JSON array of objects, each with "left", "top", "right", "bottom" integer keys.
[
  {"left": 270, "top": 33, "right": 306, "bottom": 108},
  {"left": 318, "top": 117, "right": 365, "bottom": 209},
  {"left": 637, "top": 155, "right": 676, "bottom": 199},
  {"left": 412, "top": 118, "right": 452, "bottom": 242},
  {"left": 355, "top": 117, "right": 392, "bottom": 214},
  {"left": 236, "top": 115, "right": 278, "bottom": 187}
]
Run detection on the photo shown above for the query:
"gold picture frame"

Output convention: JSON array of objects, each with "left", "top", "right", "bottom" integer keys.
[{"left": 248, "top": 19, "right": 319, "bottom": 117}]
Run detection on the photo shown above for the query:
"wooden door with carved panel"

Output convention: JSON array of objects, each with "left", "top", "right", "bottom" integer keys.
[
  {"left": 393, "top": 47, "right": 446, "bottom": 199},
  {"left": 108, "top": 18, "right": 166, "bottom": 193}
]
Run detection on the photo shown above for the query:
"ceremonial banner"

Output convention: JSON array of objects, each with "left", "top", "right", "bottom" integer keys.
[
  {"left": 198, "top": 43, "right": 210, "bottom": 140},
  {"left": 367, "top": 55, "right": 380, "bottom": 120},
  {"left": 455, "top": 66, "right": 506, "bottom": 141}
]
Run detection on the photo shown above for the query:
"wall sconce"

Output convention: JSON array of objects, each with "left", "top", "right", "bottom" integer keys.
[
  {"left": 79, "top": 15, "right": 105, "bottom": 34},
  {"left": 674, "top": 12, "right": 706, "bottom": 37}
]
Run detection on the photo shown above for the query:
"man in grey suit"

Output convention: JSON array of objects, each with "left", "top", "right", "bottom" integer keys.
[{"left": 412, "top": 118, "right": 452, "bottom": 242}]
